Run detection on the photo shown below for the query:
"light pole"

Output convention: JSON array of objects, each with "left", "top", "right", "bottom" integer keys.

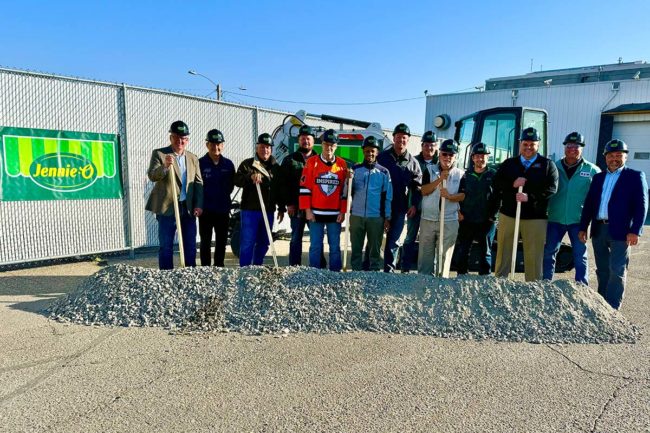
[{"left": 188, "top": 70, "right": 222, "bottom": 101}]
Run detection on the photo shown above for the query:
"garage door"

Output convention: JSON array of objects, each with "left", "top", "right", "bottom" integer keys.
[{"left": 612, "top": 120, "right": 650, "bottom": 181}]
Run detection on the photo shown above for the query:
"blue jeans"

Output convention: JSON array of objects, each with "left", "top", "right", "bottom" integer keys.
[
  {"left": 543, "top": 222, "right": 588, "bottom": 285},
  {"left": 289, "top": 214, "right": 327, "bottom": 267},
  {"left": 384, "top": 212, "right": 406, "bottom": 272},
  {"left": 156, "top": 208, "right": 197, "bottom": 270},
  {"left": 239, "top": 210, "right": 274, "bottom": 266},
  {"left": 591, "top": 222, "right": 629, "bottom": 309},
  {"left": 401, "top": 211, "right": 421, "bottom": 272},
  {"left": 309, "top": 221, "right": 342, "bottom": 271},
  {"left": 455, "top": 220, "right": 496, "bottom": 275},
  {"left": 289, "top": 214, "right": 307, "bottom": 266}
]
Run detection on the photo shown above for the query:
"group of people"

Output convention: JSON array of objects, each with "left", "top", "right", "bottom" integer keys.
[{"left": 146, "top": 120, "right": 648, "bottom": 310}]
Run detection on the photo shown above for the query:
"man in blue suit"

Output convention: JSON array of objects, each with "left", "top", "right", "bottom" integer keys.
[{"left": 579, "top": 139, "right": 649, "bottom": 309}]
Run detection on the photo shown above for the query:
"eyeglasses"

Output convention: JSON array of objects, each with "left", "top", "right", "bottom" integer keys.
[
  {"left": 440, "top": 152, "right": 454, "bottom": 157},
  {"left": 565, "top": 144, "right": 581, "bottom": 149}
]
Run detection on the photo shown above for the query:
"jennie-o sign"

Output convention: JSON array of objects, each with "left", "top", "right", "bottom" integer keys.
[{"left": 0, "top": 127, "right": 122, "bottom": 201}]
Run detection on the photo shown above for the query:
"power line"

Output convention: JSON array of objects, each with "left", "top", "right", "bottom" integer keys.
[{"left": 221, "top": 91, "right": 426, "bottom": 106}]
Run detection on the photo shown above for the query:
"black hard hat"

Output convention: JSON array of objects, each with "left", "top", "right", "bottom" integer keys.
[
  {"left": 563, "top": 132, "right": 585, "bottom": 146},
  {"left": 393, "top": 123, "right": 411, "bottom": 136},
  {"left": 362, "top": 135, "right": 380, "bottom": 149},
  {"left": 206, "top": 129, "right": 225, "bottom": 144},
  {"left": 520, "top": 127, "right": 540, "bottom": 141},
  {"left": 439, "top": 139, "right": 459, "bottom": 154},
  {"left": 470, "top": 142, "right": 491, "bottom": 155},
  {"left": 421, "top": 130, "right": 437, "bottom": 143},
  {"left": 169, "top": 120, "right": 190, "bottom": 136},
  {"left": 298, "top": 125, "right": 315, "bottom": 137},
  {"left": 603, "top": 139, "right": 628, "bottom": 155},
  {"left": 257, "top": 133, "right": 273, "bottom": 146},
  {"left": 322, "top": 129, "right": 339, "bottom": 144}
]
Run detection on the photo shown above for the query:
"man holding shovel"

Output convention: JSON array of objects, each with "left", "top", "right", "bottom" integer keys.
[
  {"left": 146, "top": 121, "right": 204, "bottom": 270},
  {"left": 418, "top": 139, "right": 465, "bottom": 276},
  {"left": 493, "top": 127, "right": 558, "bottom": 281},
  {"left": 234, "top": 133, "right": 285, "bottom": 267}
]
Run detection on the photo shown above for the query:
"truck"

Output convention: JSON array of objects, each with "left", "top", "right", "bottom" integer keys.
[{"left": 271, "top": 110, "right": 392, "bottom": 164}]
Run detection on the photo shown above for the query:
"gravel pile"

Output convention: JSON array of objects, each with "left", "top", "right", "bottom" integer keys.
[{"left": 47, "top": 264, "right": 640, "bottom": 343}]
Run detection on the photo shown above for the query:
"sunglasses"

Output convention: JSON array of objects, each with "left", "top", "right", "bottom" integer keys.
[{"left": 440, "top": 152, "right": 455, "bottom": 157}]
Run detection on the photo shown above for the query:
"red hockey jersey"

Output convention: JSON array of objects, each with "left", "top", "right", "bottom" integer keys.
[{"left": 299, "top": 155, "right": 348, "bottom": 221}]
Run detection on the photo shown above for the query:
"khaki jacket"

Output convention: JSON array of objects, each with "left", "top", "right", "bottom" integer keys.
[{"left": 145, "top": 146, "right": 204, "bottom": 216}]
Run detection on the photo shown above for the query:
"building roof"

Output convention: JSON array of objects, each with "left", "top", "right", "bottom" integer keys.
[
  {"left": 485, "top": 61, "right": 649, "bottom": 91},
  {"left": 603, "top": 103, "right": 650, "bottom": 115}
]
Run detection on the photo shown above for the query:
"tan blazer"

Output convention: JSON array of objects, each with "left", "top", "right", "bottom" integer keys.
[{"left": 145, "top": 146, "right": 204, "bottom": 216}]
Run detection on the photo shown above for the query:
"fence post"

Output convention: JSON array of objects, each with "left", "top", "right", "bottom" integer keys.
[
  {"left": 119, "top": 84, "right": 135, "bottom": 259},
  {"left": 253, "top": 106, "right": 260, "bottom": 154}
]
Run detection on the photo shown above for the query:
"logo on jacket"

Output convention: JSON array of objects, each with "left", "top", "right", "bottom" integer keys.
[{"left": 315, "top": 172, "right": 340, "bottom": 196}]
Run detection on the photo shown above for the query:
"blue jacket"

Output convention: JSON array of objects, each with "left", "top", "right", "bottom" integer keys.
[
  {"left": 580, "top": 166, "right": 648, "bottom": 241},
  {"left": 350, "top": 162, "right": 392, "bottom": 219},
  {"left": 199, "top": 154, "right": 235, "bottom": 213},
  {"left": 377, "top": 148, "right": 422, "bottom": 216}
]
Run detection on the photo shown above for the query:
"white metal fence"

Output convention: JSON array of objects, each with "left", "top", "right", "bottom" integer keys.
[{"left": 0, "top": 68, "right": 421, "bottom": 265}]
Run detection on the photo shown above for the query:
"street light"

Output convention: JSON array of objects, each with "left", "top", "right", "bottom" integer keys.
[{"left": 188, "top": 70, "right": 222, "bottom": 101}]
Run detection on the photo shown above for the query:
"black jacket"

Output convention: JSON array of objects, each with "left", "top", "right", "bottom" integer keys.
[
  {"left": 278, "top": 150, "right": 318, "bottom": 208},
  {"left": 459, "top": 168, "right": 499, "bottom": 223},
  {"left": 493, "top": 155, "right": 558, "bottom": 219},
  {"left": 234, "top": 156, "right": 284, "bottom": 213}
]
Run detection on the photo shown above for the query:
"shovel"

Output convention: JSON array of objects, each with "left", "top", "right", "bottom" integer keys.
[
  {"left": 169, "top": 162, "right": 185, "bottom": 268},
  {"left": 252, "top": 160, "right": 278, "bottom": 268},
  {"left": 439, "top": 179, "right": 448, "bottom": 277},
  {"left": 342, "top": 171, "right": 353, "bottom": 271},
  {"left": 510, "top": 185, "right": 523, "bottom": 279}
]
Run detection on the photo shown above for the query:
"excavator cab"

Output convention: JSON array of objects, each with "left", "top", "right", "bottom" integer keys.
[{"left": 453, "top": 107, "right": 548, "bottom": 169}]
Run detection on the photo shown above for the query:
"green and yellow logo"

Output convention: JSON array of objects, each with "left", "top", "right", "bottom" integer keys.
[
  {"left": 1, "top": 126, "right": 122, "bottom": 201},
  {"left": 29, "top": 153, "right": 98, "bottom": 191}
]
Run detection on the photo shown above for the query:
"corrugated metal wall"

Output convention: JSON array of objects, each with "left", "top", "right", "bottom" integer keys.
[
  {"left": 425, "top": 78, "right": 650, "bottom": 163},
  {"left": 0, "top": 68, "right": 419, "bottom": 265}
]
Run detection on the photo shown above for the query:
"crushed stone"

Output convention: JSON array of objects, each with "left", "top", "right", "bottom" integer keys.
[{"left": 46, "top": 264, "right": 640, "bottom": 344}]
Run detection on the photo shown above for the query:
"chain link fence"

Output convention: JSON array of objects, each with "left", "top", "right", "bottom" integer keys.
[{"left": 0, "top": 67, "right": 421, "bottom": 265}]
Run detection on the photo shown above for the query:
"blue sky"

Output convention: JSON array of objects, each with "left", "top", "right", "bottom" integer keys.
[{"left": 2, "top": 0, "right": 649, "bottom": 134}]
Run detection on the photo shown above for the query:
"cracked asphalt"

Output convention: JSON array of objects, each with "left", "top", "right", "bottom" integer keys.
[{"left": 0, "top": 239, "right": 648, "bottom": 432}]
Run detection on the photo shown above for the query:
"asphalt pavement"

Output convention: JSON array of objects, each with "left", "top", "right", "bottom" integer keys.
[{"left": 0, "top": 239, "right": 648, "bottom": 432}]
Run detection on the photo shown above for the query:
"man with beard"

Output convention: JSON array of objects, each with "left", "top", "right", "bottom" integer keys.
[
  {"left": 349, "top": 135, "right": 393, "bottom": 271},
  {"left": 279, "top": 124, "right": 321, "bottom": 266},
  {"left": 493, "top": 127, "right": 559, "bottom": 281},
  {"left": 579, "top": 139, "right": 648, "bottom": 309},
  {"left": 418, "top": 139, "right": 465, "bottom": 276},
  {"left": 543, "top": 132, "right": 600, "bottom": 284},
  {"left": 401, "top": 130, "right": 439, "bottom": 273}
]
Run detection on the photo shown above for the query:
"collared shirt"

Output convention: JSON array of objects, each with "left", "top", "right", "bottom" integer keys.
[
  {"left": 520, "top": 154, "right": 539, "bottom": 169},
  {"left": 597, "top": 166, "right": 624, "bottom": 220},
  {"left": 176, "top": 153, "right": 187, "bottom": 201}
]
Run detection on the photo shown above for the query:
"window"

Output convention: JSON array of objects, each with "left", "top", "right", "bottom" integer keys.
[
  {"left": 456, "top": 117, "right": 476, "bottom": 168},
  {"left": 480, "top": 112, "right": 516, "bottom": 165},
  {"left": 522, "top": 110, "right": 547, "bottom": 157}
]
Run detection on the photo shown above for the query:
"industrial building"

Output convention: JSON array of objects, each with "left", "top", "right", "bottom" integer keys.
[{"left": 425, "top": 60, "right": 650, "bottom": 182}]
